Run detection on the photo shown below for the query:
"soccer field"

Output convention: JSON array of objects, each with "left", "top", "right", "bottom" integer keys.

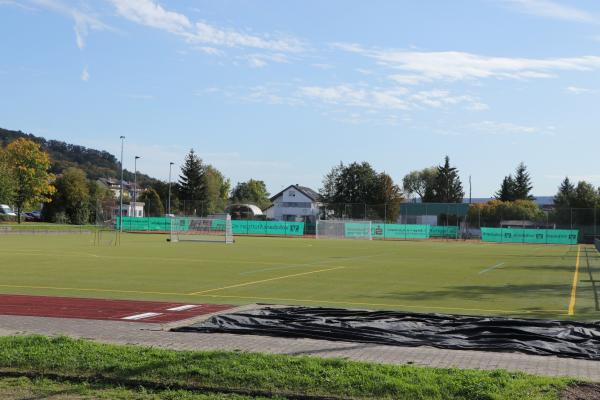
[{"left": 0, "top": 233, "right": 598, "bottom": 320}]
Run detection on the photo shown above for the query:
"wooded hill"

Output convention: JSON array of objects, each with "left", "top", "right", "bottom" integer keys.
[{"left": 0, "top": 127, "right": 163, "bottom": 186}]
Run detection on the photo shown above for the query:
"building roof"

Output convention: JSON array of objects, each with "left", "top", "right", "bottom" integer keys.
[{"left": 269, "top": 184, "right": 320, "bottom": 202}]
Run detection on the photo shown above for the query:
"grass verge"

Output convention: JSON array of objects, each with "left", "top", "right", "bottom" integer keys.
[{"left": 0, "top": 335, "right": 574, "bottom": 400}]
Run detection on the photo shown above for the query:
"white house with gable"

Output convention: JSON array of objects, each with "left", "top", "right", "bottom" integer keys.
[{"left": 265, "top": 185, "right": 320, "bottom": 223}]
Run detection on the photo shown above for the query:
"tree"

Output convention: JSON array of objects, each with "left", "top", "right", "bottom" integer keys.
[
  {"left": 495, "top": 175, "right": 516, "bottom": 201},
  {"left": 0, "top": 149, "right": 16, "bottom": 205},
  {"left": 513, "top": 162, "right": 534, "bottom": 200},
  {"left": 204, "top": 166, "right": 230, "bottom": 215},
  {"left": 178, "top": 149, "right": 206, "bottom": 202},
  {"left": 572, "top": 181, "right": 599, "bottom": 209},
  {"left": 430, "top": 156, "right": 464, "bottom": 203},
  {"left": 230, "top": 179, "right": 271, "bottom": 210},
  {"left": 468, "top": 199, "right": 544, "bottom": 226},
  {"left": 402, "top": 167, "right": 437, "bottom": 201},
  {"left": 320, "top": 161, "right": 403, "bottom": 220},
  {"left": 5, "top": 138, "right": 55, "bottom": 223},
  {"left": 373, "top": 172, "right": 404, "bottom": 221},
  {"left": 138, "top": 188, "right": 164, "bottom": 217},
  {"left": 553, "top": 177, "right": 575, "bottom": 208},
  {"left": 320, "top": 162, "right": 344, "bottom": 204},
  {"left": 43, "top": 168, "right": 90, "bottom": 224},
  {"left": 88, "top": 180, "right": 115, "bottom": 224}
]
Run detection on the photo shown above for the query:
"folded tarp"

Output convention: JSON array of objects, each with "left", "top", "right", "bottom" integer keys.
[{"left": 173, "top": 307, "right": 600, "bottom": 360}]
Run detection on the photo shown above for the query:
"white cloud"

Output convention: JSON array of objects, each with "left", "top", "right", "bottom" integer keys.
[
  {"left": 31, "top": 0, "right": 112, "bottom": 49},
  {"left": 470, "top": 120, "right": 540, "bottom": 135},
  {"left": 195, "top": 46, "right": 224, "bottom": 56},
  {"left": 109, "top": 0, "right": 305, "bottom": 58},
  {"left": 109, "top": 0, "right": 191, "bottom": 34},
  {"left": 336, "top": 44, "right": 600, "bottom": 83},
  {"left": 299, "top": 85, "right": 409, "bottom": 110},
  {"left": 81, "top": 66, "right": 89, "bottom": 81},
  {"left": 566, "top": 85, "right": 593, "bottom": 94},
  {"left": 243, "top": 53, "right": 289, "bottom": 68},
  {"left": 503, "top": 0, "right": 597, "bottom": 24}
]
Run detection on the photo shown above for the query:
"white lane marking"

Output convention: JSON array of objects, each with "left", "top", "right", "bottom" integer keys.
[
  {"left": 479, "top": 262, "right": 506, "bottom": 274},
  {"left": 166, "top": 305, "right": 198, "bottom": 311},
  {"left": 121, "top": 312, "right": 162, "bottom": 320}
]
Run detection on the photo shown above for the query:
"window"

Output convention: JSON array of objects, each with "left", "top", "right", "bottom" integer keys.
[{"left": 279, "top": 202, "right": 312, "bottom": 208}]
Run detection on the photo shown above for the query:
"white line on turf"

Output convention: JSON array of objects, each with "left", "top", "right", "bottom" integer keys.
[
  {"left": 479, "top": 262, "right": 506, "bottom": 274},
  {"left": 121, "top": 312, "right": 162, "bottom": 320},
  {"left": 166, "top": 305, "right": 198, "bottom": 311}
]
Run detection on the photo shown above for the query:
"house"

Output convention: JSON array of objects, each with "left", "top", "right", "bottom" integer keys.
[
  {"left": 265, "top": 185, "right": 320, "bottom": 223},
  {"left": 98, "top": 178, "right": 143, "bottom": 200},
  {"left": 114, "top": 202, "right": 145, "bottom": 218}
]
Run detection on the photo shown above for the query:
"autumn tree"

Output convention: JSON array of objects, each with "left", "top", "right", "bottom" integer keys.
[
  {"left": 0, "top": 149, "right": 16, "bottom": 205},
  {"left": 5, "top": 138, "right": 55, "bottom": 223}
]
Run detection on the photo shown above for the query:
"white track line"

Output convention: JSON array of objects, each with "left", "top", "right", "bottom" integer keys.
[
  {"left": 121, "top": 312, "right": 162, "bottom": 320},
  {"left": 479, "top": 262, "right": 506, "bottom": 274},
  {"left": 166, "top": 305, "right": 198, "bottom": 311}
]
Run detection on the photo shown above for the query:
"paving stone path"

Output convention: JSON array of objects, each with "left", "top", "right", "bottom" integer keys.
[{"left": 1, "top": 314, "right": 599, "bottom": 381}]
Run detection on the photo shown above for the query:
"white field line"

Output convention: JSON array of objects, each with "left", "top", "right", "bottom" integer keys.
[
  {"left": 121, "top": 312, "right": 162, "bottom": 320},
  {"left": 479, "top": 262, "right": 506, "bottom": 274},
  {"left": 166, "top": 305, "right": 198, "bottom": 311}
]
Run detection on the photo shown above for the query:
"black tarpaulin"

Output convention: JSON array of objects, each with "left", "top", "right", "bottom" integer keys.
[{"left": 173, "top": 307, "right": 600, "bottom": 360}]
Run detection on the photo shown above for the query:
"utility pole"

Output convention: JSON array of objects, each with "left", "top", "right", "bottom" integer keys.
[
  {"left": 119, "top": 136, "right": 125, "bottom": 232},
  {"left": 134, "top": 156, "right": 140, "bottom": 217},
  {"left": 168, "top": 162, "right": 174, "bottom": 215},
  {"left": 469, "top": 175, "right": 472, "bottom": 204}
]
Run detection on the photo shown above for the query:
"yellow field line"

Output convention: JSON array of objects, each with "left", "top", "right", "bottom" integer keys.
[
  {"left": 188, "top": 266, "right": 346, "bottom": 295},
  {"left": 567, "top": 245, "right": 582, "bottom": 316},
  {"left": 192, "top": 293, "right": 567, "bottom": 314}
]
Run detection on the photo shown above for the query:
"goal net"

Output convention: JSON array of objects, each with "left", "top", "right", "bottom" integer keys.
[
  {"left": 316, "top": 220, "right": 372, "bottom": 240},
  {"left": 170, "top": 214, "right": 233, "bottom": 244}
]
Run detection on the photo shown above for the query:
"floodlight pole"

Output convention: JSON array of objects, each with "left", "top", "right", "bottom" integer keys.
[
  {"left": 134, "top": 156, "right": 140, "bottom": 217},
  {"left": 168, "top": 162, "right": 174, "bottom": 215},
  {"left": 119, "top": 136, "right": 125, "bottom": 232}
]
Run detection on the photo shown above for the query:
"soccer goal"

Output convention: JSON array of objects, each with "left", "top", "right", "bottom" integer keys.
[
  {"left": 315, "top": 220, "right": 372, "bottom": 240},
  {"left": 170, "top": 214, "right": 233, "bottom": 244}
]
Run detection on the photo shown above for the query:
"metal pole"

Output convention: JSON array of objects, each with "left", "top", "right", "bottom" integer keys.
[
  {"left": 168, "top": 162, "right": 174, "bottom": 215},
  {"left": 469, "top": 175, "right": 472, "bottom": 204},
  {"left": 134, "top": 156, "right": 140, "bottom": 217},
  {"left": 119, "top": 136, "right": 125, "bottom": 232}
]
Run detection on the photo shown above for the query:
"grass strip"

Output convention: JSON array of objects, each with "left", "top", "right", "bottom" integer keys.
[
  {"left": 0, "top": 335, "right": 573, "bottom": 400},
  {"left": 0, "top": 376, "right": 275, "bottom": 399}
]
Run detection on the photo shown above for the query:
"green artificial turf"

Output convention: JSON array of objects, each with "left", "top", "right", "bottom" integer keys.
[
  {"left": 0, "top": 232, "right": 597, "bottom": 319},
  {"left": 0, "top": 335, "right": 573, "bottom": 400}
]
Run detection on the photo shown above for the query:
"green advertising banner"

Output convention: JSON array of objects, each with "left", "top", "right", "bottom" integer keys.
[
  {"left": 117, "top": 217, "right": 305, "bottom": 236},
  {"left": 481, "top": 228, "right": 578, "bottom": 245},
  {"left": 344, "top": 222, "right": 372, "bottom": 238},
  {"left": 430, "top": 226, "right": 459, "bottom": 238},
  {"left": 230, "top": 220, "right": 305, "bottom": 236},
  {"left": 370, "top": 223, "right": 430, "bottom": 239}
]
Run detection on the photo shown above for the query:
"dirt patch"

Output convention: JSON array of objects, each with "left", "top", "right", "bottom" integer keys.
[{"left": 562, "top": 384, "right": 600, "bottom": 400}]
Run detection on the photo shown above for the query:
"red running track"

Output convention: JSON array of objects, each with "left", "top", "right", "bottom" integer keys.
[{"left": 0, "top": 294, "right": 233, "bottom": 323}]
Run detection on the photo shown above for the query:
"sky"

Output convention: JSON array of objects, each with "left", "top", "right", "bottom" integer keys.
[{"left": 1, "top": 0, "right": 600, "bottom": 197}]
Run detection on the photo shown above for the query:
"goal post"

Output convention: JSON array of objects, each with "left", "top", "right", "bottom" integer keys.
[
  {"left": 170, "top": 214, "right": 233, "bottom": 244},
  {"left": 315, "top": 220, "right": 372, "bottom": 240}
]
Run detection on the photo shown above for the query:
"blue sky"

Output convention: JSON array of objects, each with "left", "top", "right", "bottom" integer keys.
[{"left": 1, "top": 0, "right": 600, "bottom": 197}]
